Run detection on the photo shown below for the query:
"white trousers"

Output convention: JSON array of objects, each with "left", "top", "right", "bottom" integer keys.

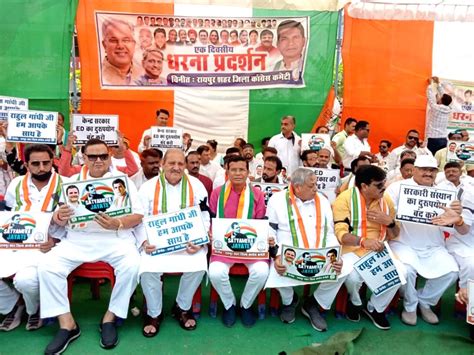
[
  {"left": 38, "top": 239, "right": 140, "bottom": 319},
  {"left": 209, "top": 261, "right": 269, "bottom": 310},
  {"left": 401, "top": 264, "right": 458, "bottom": 312},
  {"left": 277, "top": 275, "right": 347, "bottom": 309},
  {"left": 0, "top": 279, "right": 19, "bottom": 315},
  {"left": 141, "top": 271, "right": 205, "bottom": 318},
  {"left": 13, "top": 266, "right": 39, "bottom": 315},
  {"left": 451, "top": 254, "right": 474, "bottom": 289}
]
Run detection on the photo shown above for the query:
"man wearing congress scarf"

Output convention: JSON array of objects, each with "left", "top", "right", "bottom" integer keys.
[
  {"left": 208, "top": 156, "right": 267, "bottom": 328},
  {"left": 39, "top": 139, "right": 143, "bottom": 354},
  {"left": 138, "top": 149, "right": 209, "bottom": 336},
  {"left": 0, "top": 144, "right": 63, "bottom": 332},
  {"left": 333, "top": 165, "right": 402, "bottom": 330},
  {"left": 266, "top": 168, "right": 345, "bottom": 332}
]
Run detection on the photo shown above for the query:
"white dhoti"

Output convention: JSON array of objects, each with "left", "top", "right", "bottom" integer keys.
[
  {"left": 450, "top": 253, "right": 474, "bottom": 289},
  {"left": 38, "top": 237, "right": 140, "bottom": 319},
  {"left": 0, "top": 279, "right": 19, "bottom": 315}
]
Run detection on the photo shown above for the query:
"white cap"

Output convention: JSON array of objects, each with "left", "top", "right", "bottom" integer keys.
[
  {"left": 319, "top": 145, "right": 334, "bottom": 157},
  {"left": 414, "top": 155, "right": 438, "bottom": 168}
]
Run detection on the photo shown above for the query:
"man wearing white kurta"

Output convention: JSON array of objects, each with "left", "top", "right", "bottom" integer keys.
[
  {"left": 139, "top": 149, "right": 209, "bottom": 336},
  {"left": 39, "top": 139, "right": 143, "bottom": 354},
  {"left": 0, "top": 144, "right": 63, "bottom": 331},
  {"left": 268, "top": 115, "right": 301, "bottom": 175},
  {"left": 386, "top": 155, "right": 459, "bottom": 326},
  {"left": 342, "top": 120, "right": 373, "bottom": 170},
  {"left": 266, "top": 168, "right": 347, "bottom": 332}
]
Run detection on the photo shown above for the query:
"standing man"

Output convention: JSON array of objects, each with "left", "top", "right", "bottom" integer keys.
[
  {"left": 268, "top": 115, "right": 301, "bottom": 176},
  {"left": 332, "top": 117, "right": 357, "bottom": 159},
  {"left": 208, "top": 156, "right": 267, "bottom": 327},
  {"left": 139, "top": 149, "right": 209, "bottom": 336},
  {"left": 186, "top": 151, "right": 213, "bottom": 198},
  {"left": 130, "top": 148, "right": 163, "bottom": 190},
  {"left": 255, "top": 156, "right": 283, "bottom": 183},
  {"left": 197, "top": 145, "right": 223, "bottom": 182},
  {"left": 39, "top": 139, "right": 143, "bottom": 353},
  {"left": 342, "top": 120, "right": 375, "bottom": 171},
  {"left": 386, "top": 155, "right": 458, "bottom": 326},
  {"left": 138, "top": 109, "right": 170, "bottom": 153}
]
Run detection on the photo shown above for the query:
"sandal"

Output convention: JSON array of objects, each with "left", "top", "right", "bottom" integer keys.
[
  {"left": 142, "top": 314, "right": 163, "bottom": 338},
  {"left": 26, "top": 310, "right": 43, "bottom": 331},
  {"left": 171, "top": 303, "right": 197, "bottom": 331},
  {"left": 0, "top": 304, "right": 25, "bottom": 331}
]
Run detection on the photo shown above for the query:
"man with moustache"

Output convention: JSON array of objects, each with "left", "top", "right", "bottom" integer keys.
[
  {"left": 186, "top": 151, "right": 213, "bottom": 198},
  {"left": 135, "top": 49, "right": 167, "bottom": 86},
  {"left": 255, "top": 30, "right": 279, "bottom": 57},
  {"left": 254, "top": 156, "right": 283, "bottom": 183},
  {"left": 138, "top": 109, "right": 171, "bottom": 153},
  {"left": 268, "top": 115, "right": 302, "bottom": 175},
  {"left": 242, "top": 144, "right": 262, "bottom": 180},
  {"left": 131, "top": 148, "right": 163, "bottom": 190},
  {"left": 273, "top": 20, "right": 306, "bottom": 81}
]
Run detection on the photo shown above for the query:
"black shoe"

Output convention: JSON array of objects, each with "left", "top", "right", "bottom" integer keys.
[
  {"left": 280, "top": 293, "right": 299, "bottom": 324},
  {"left": 44, "top": 325, "right": 81, "bottom": 355},
  {"left": 346, "top": 302, "right": 361, "bottom": 322},
  {"left": 100, "top": 322, "right": 118, "bottom": 349},
  {"left": 222, "top": 305, "right": 236, "bottom": 328},
  {"left": 301, "top": 297, "right": 327, "bottom": 332},
  {"left": 240, "top": 306, "right": 256, "bottom": 328},
  {"left": 362, "top": 305, "right": 391, "bottom": 330}
]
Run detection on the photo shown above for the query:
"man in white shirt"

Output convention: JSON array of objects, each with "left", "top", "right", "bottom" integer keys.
[
  {"left": 268, "top": 115, "right": 301, "bottom": 175},
  {"left": 197, "top": 145, "right": 223, "bottom": 181},
  {"left": 391, "top": 130, "right": 432, "bottom": 169},
  {"left": 375, "top": 140, "right": 396, "bottom": 173},
  {"left": 242, "top": 143, "right": 263, "bottom": 180},
  {"left": 332, "top": 117, "right": 357, "bottom": 158},
  {"left": 130, "top": 148, "right": 162, "bottom": 190},
  {"left": 138, "top": 109, "right": 170, "bottom": 153},
  {"left": 342, "top": 121, "right": 374, "bottom": 170}
]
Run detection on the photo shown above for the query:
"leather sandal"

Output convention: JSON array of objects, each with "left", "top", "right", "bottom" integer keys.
[
  {"left": 142, "top": 314, "right": 163, "bottom": 338},
  {"left": 171, "top": 303, "right": 197, "bottom": 331}
]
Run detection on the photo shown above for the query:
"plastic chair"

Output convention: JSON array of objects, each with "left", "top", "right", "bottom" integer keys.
[{"left": 67, "top": 262, "right": 115, "bottom": 302}]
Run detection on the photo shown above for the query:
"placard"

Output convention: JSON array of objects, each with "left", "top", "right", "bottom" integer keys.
[
  {"left": 468, "top": 279, "right": 474, "bottom": 325},
  {"left": 446, "top": 140, "right": 474, "bottom": 164},
  {"left": 7, "top": 110, "right": 57, "bottom": 144},
  {"left": 306, "top": 167, "right": 340, "bottom": 202},
  {"left": 301, "top": 133, "right": 330, "bottom": 151},
  {"left": 250, "top": 182, "right": 287, "bottom": 206},
  {"left": 150, "top": 127, "right": 183, "bottom": 150},
  {"left": 0, "top": 95, "right": 28, "bottom": 120},
  {"left": 211, "top": 218, "right": 269, "bottom": 260},
  {"left": 281, "top": 244, "right": 340, "bottom": 283},
  {"left": 62, "top": 175, "right": 132, "bottom": 225},
  {"left": 72, "top": 114, "right": 119, "bottom": 145},
  {"left": 0, "top": 211, "right": 52, "bottom": 249},
  {"left": 395, "top": 184, "right": 456, "bottom": 225},
  {"left": 354, "top": 243, "right": 406, "bottom": 297},
  {"left": 144, "top": 206, "right": 209, "bottom": 255}
]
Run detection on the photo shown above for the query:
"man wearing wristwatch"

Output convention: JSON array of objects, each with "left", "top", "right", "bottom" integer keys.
[
  {"left": 333, "top": 165, "right": 402, "bottom": 330},
  {"left": 386, "top": 155, "right": 459, "bottom": 327}
]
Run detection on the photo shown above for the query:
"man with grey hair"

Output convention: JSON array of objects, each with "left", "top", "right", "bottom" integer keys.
[
  {"left": 135, "top": 49, "right": 167, "bottom": 86},
  {"left": 268, "top": 115, "right": 302, "bottom": 176},
  {"left": 266, "top": 168, "right": 347, "bottom": 331},
  {"left": 101, "top": 18, "right": 140, "bottom": 85}
]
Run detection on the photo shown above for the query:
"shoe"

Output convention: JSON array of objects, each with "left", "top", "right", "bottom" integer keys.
[
  {"left": 362, "top": 305, "right": 390, "bottom": 330},
  {"left": 222, "top": 305, "right": 236, "bottom": 328},
  {"left": 401, "top": 310, "right": 417, "bottom": 326},
  {"left": 100, "top": 322, "right": 118, "bottom": 349},
  {"left": 0, "top": 304, "right": 25, "bottom": 331},
  {"left": 280, "top": 293, "right": 299, "bottom": 324},
  {"left": 345, "top": 302, "right": 361, "bottom": 322},
  {"left": 26, "top": 311, "right": 43, "bottom": 331},
  {"left": 419, "top": 305, "right": 439, "bottom": 325},
  {"left": 301, "top": 297, "right": 327, "bottom": 332},
  {"left": 240, "top": 306, "right": 256, "bottom": 328},
  {"left": 44, "top": 324, "right": 81, "bottom": 355}
]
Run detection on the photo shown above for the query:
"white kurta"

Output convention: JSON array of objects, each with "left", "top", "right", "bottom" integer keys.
[
  {"left": 268, "top": 132, "right": 302, "bottom": 175},
  {"left": 199, "top": 161, "right": 223, "bottom": 182},
  {"left": 342, "top": 135, "right": 371, "bottom": 169}
]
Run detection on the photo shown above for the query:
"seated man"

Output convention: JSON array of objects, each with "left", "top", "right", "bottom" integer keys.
[
  {"left": 333, "top": 165, "right": 402, "bottom": 330},
  {"left": 208, "top": 156, "right": 267, "bottom": 327},
  {"left": 39, "top": 139, "right": 143, "bottom": 353}
]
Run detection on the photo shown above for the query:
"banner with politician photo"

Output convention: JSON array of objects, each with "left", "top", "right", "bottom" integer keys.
[
  {"left": 0, "top": 211, "right": 52, "bottom": 250},
  {"left": 281, "top": 244, "right": 340, "bottom": 283},
  {"left": 62, "top": 175, "right": 132, "bottom": 225},
  {"left": 95, "top": 13, "right": 309, "bottom": 89},
  {"left": 211, "top": 218, "right": 269, "bottom": 260},
  {"left": 250, "top": 182, "right": 287, "bottom": 206},
  {"left": 446, "top": 140, "right": 474, "bottom": 164}
]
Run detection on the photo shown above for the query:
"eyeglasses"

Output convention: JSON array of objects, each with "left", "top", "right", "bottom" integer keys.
[
  {"left": 371, "top": 181, "right": 386, "bottom": 190},
  {"left": 29, "top": 160, "right": 52, "bottom": 167},
  {"left": 85, "top": 154, "right": 109, "bottom": 161},
  {"left": 407, "top": 136, "right": 419, "bottom": 141}
]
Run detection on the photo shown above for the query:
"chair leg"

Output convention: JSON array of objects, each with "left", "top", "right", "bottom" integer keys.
[
  {"left": 303, "top": 284, "right": 311, "bottom": 298},
  {"left": 270, "top": 289, "right": 280, "bottom": 317},
  {"left": 335, "top": 285, "right": 348, "bottom": 318},
  {"left": 209, "top": 285, "right": 219, "bottom": 318},
  {"left": 257, "top": 289, "right": 266, "bottom": 320},
  {"left": 91, "top": 280, "right": 101, "bottom": 300},
  {"left": 192, "top": 285, "right": 202, "bottom": 318},
  {"left": 67, "top": 277, "right": 74, "bottom": 302}
]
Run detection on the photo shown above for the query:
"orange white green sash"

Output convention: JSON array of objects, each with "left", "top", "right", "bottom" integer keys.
[
  {"left": 217, "top": 181, "right": 254, "bottom": 219},
  {"left": 152, "top": 172, "right": 194, "bottom": 215},
  {"left": 349, "top": 187, "right": 389, "bottom": 241},
  {"left": 286, "top": 185, "right": 327, "bottom": 248},
  {"left": 77, "top": 165, "right": 89, "bottom": 181},
  {"left": 14, "top": 172, "right": 62, "bottom": 212}
]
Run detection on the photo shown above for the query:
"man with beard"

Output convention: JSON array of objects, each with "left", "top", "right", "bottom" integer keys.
[
  {"left": 138, "top": 109, "right": 171, "bottom": 153},
  {"left": 186, "top": 151, "right": 213, "bottom": 198},
  {"left": 131, "top": 148, "right": 162, "bottom": 190},
  {"left": 188, "top": 29, "right": 197, "bottom": 44},
  {"left": 391, "top": 130, "right": 432, "bottom": 170},
  {"left": 242, "top": 144, "right": 262, "bottom": 180},
  {"left": 135, "top": 49, "right": 167, "bottom": 86},
  {"left": 343, "top": 121, "right": 375, "bottom": 171},
  {"left": 268, "top": 115, "right": 302, "bottom": 175},
  {"left": 255, "top": 156, "right": 283, "bottom": 183},
  {"left": 301, "top": 150, "right": 319, "bottom": 168}
]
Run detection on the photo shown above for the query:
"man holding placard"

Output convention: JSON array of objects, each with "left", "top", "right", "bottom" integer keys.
[
  {"left": 386, "top": 155, "right": 459, "bottom": 326},
  {"left": 208, "top": 156, "right": 267, "bottom": 328},
  {"left": 138, "top": 109, "right": 170, "bottom": 153},
  {"left": 0, "top": 144, "right": 61, "bottom": 331},
  {"left": 39, "top": 138, "right": 143, "bottom": 353},
  {"left": 266, "top": 168, "right": 345, "bottom": 332},
  {"left": 138, "top": 149, "right": 209, "bottom": 336},
  {"left": 333, "top": 165, "right": 402, "bottom": 330}
]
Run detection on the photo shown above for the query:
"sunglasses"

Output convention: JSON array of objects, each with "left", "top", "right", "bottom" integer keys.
[
  {"left": 30, "top": 160, "right": 52, "bottom": 167},
  {"left": 85, "top": 154, "right": 109, "bottom": 161},
  {"left": 407, "top": 136, "right": 419, "bottom": 141}
]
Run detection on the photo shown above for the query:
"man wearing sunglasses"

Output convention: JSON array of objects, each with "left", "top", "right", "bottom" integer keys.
[
  {"left": 391, "top": 130, "right": 432, "bottom": 170},
  {"left": 39, "top": 138, "right": 144, "bottom": 354}
]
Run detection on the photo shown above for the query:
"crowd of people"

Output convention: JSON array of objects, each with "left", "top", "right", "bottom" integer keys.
[{"left": 0, "top": 77, "right": 473, "bottom": 354}]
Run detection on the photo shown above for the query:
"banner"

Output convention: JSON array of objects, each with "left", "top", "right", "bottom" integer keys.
[
  {"left": 301, "top": 133, "right": 330, "bottom": 151},
  {"left": 72, "top": 114, "right": 119, "bottom": 145},
  {"left": 144, "top": 206, "right": 209, "bottom": 256},
  {"left": 446, "top": 80, "right": 474, "bottom": 134},
  {"left": 468, "top": 279, "right": 474, "bottom": 325},
  {"left": 250, "top": 182, "right": 287, "bottom": 206},
  {"left": 211, "top": 218, "right": 269, "bottom": 260},
  {"left": 7, "top": 110, "right": 57, "bottom": 144},
  {"left": 62, "top": 175, "right": 132, "bottom": 226},
  {"left": 0, "top": 211, "right": 52, "bottom": 250},
  {"left": 446, "top": 140, "right": 474, "bottom": 164},
  {"left": 0, "top": 95, "right": 28, "bottom": 121},
  {"left": 307, "top": 167, "right": 340, "bottom": 202},
  {"left": 395, "top": 184, "right": 456, "bottom": 225},
  {"left": 354, "top": 243, "right": 406, "bottom": 297},
  {"left": 150, "top": 126, "right": 183, "bottom": 151},
  {"left": 281, "top": 244, "right": 340, "bottom": 283},
  {"left": 95, "top": 13, "right": 309, "bottom": 89}
]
